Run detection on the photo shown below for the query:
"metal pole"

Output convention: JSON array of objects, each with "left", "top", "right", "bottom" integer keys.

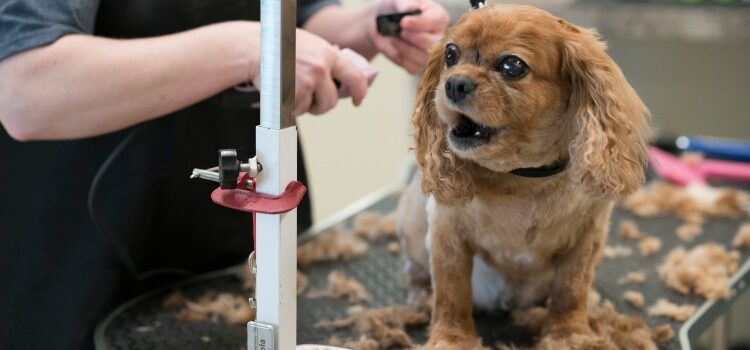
[
  {"left": 256, "top": 0, "right": 297, "bottom": 349},
  {"left": 260, "top": 0, "right": 296, "bottom": 130}
]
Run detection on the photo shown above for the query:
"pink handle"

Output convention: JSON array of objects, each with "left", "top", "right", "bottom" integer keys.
[
  {"left": 698, "top": 159, "right": 750, "bottom": 183},
  {"left": 648, "top": 147, "right": 706, "bottom": 186}
]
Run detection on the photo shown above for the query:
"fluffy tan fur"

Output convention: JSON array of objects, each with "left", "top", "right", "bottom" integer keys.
[
  {"left": 650, "top": 324, "right": 674, "bottom": 344},
  {"left": 733, "top": 222, "right": 750, "bottom": 249},
  {"left": 507, "top": 295, "right": 658, "bottom": 349},
  {"left": 353, "top": 211, "right": 398, "bottom": 241},
  {"left": 399, "top": 4, "right": 649, "bottom": 348},
  {"left": 647, "top": 299, "right": 695, "bottom": 322},
  {"left": 676, "top": 222, "right": 702, "bottom": 242},
  {"left": 162, "top": 290, "right": 187, "bottom": 309},
  {"left": 297, "top": 270, "right": 310, "bottom": 295},
  {"left": 328, "top": 335, "right": 379, "bottom": 350},
  {"left": 177, "top": 292, "right": 255, "bottom": 325},
  {"left": 617, "top": 271, "right": 646, "bottom": 284},
  {"left": 306, "top": 270, "right": 370, "bottom": 304},
  {"left": 617, "top": 220, "right": 643, "bottom": 240},
  {"left": 318, "top": 305, "right": 430, "bottom": 349},
  {"left": 623, "top": 181, "right": 746, "bottom": 221},
  {"left": 658, "top": 243, "right": 740, "bottom": 300},
  {"left": 623, "top": 290, "right": 645, "bottom": 309},
  {"left": 297, "top": 226, "right": 368, "bottom": 267},
  {"left": 638, "top": 236, "right": 662, "bottom": 256},
  {"left": 602, "top": 245, "right": 633, "bottom": 259}
]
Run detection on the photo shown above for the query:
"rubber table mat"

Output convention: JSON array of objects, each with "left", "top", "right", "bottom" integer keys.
[{"left": 96, "top": 187, "right": 750, "bottom": 350}]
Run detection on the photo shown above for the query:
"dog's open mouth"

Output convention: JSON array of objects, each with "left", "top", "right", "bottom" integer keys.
[{"left": 448, "top": 115, "right": 501, "bottom": 149}]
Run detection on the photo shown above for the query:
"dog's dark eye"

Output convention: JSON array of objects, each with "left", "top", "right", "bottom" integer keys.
[
  {"left": 445, "top": 44, "right": 460, "bottom": 67},
  {"left": 497, "top": 56, "right": 529, "bottom": 79}
]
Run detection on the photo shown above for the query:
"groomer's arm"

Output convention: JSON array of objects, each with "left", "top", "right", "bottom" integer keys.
[
  {"left": 0, "top": 21, "right": 258, "bottom": 141},
  {"left": 304, "top": 0, "right": 449, "bottom": 74}
]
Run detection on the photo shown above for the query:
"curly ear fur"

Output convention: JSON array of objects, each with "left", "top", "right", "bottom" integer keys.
[
  {"left": 562, "top": 27, "right": 650, "bottom": 199},
  {"left": 412, "top": 43, "right": 474, "bottom": 205}
]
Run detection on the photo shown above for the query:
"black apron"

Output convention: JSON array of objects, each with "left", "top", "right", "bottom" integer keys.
[{"left": 0, "top": 1, "right": 310, "bottom": 349}]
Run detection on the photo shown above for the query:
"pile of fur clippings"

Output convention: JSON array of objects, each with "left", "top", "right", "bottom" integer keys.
[
  {"left": 650, "top": 323, "right": 675, "bottom": 344},
  {"left": 353, "top": 211, "right": 398, "bottom": 241},
  {"left": 306, "top": 270, "right": 370, "bottom": 304},
  {"left": 615, "top": 219, "right": 662, "bottom": 256},
  {"left": 173, "top": 292, "right": 255, "bottom": 325},
  {"left": 658, "top": 243, "right": 740, "bottom": 299},
  {"left": 623, "top": 181, "right": 746, "bottom": 221},
  {"left": 618, "top": 220, "right": 644, "bottom": 240},
  {"left": 647, "top": 298, "right": 695, "bottom": 322},
  {"left": 733, "top": 222, "right": 750, "bottom": 249},
  {"left": 318, "top": 305, "right": 430, "bottom": 349},
  {"left": 618, "top": 271, "right": 646, "bottom": 285},
  {"left": 328, "top": 335, "right": 379, "bottom": 350},
  {"left": 298, "top": 270, "right": 310, "bottom": 295},
  {"left": 602, "top": 245, "right": 633, "bottom": 259},
  {"left": 675, "top": 221, "right": 702, "bottom": 242},
  {"left": 639, "top": 237, "right": 662, "bottom": 256},
  {"left": 387, "top": 241, "right": 401, "bottom": 254},
  {"left": 298, "top": 226, "right": 368, "bottom": 267},
  {"left": 623, "top": 290, "right": 645, "bottom": 309},
  {"left": 504, "top": 292, "right": 664, "bottom": 350},
  {"left": 163, "top": 290, "right": 188, "bottom": 309}
]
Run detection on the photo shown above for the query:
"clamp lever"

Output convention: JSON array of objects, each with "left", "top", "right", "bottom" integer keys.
[{"left": 191, "top": 149, "right": 262, "bottom": 189}]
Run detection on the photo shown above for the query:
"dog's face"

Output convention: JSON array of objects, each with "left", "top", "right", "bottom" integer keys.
[
  {"left": 413, "top": 5, "right": 649, "bottom": 204},
  {"left": 434, "top": 7, "right": 568, "bottom": 172}
]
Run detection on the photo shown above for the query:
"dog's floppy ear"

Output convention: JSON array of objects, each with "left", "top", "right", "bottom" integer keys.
[
  {"left": 412, "top": 42, "right": 474, "bottom": 204},
  {"left": 561, "top": 25, "right": 650, "bottom": 199}
]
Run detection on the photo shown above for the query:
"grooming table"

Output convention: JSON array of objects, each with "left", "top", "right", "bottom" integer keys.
[{"left": 95, "top": 175, "right": 750, "bottom": 350}]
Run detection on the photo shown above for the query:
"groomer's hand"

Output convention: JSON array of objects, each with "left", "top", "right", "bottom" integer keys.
[
  {"left": 369, "top": 0, "right": 450, "bottom": 74},
  {"left": 294, "top": 29, "right": 369, "bottom": 116},
  {"left": 251, "top": 29, "right": 368, "bottom": 116}
]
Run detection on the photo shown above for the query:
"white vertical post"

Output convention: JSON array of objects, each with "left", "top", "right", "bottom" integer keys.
[
  {"left": 257, "top": 0, "right": 297, "bottom": 349},
  {"left": 255, "top": 127, "right": 297, "bottom": 350}
]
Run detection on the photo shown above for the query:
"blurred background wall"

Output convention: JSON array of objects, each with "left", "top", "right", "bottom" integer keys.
[{"left": 297, "top": 0, "right": 416, "bottom": 224}]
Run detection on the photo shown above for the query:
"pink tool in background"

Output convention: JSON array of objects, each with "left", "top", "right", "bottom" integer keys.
[{"left": 648, "top": 147, "right": 750, "bottom": 186}]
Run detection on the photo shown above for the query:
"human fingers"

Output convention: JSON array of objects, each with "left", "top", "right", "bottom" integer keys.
[
  {"left": 331, "top": 54, "right": 369, "bottom": 106},
  {"left": 391, "top": 39, "right": 427, "bottom": 73},
  {"left": 308, "top": 77, "right": 339, "bottom": 115},
  {"left": 399, "top": 29, "right": 443, "bottom": 51},
  {"left": 295, "top": 84, "right": 314, "bottom": 116},
  {"left": 399, "top": 1, "right": 449, "bottom": 33}
]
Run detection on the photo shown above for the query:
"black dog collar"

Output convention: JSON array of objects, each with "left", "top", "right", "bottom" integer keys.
[{"left": 510, "top": 158, "right": 569, "bottom": 178}]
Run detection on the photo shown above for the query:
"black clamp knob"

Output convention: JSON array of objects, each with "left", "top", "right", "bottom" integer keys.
[{"left": 219, "top": 149, "right": 240, "bottom": 189}]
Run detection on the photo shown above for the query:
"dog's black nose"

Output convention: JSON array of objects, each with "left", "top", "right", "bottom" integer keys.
[{"left": 445, "top": 75, "right": 475, "bottom": 103}]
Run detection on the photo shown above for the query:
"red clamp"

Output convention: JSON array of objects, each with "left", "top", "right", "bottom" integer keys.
[{"left": 211, "top": 173, "right": 306, "bottom": 214}]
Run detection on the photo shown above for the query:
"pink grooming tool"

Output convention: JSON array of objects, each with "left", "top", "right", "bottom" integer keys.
[
  {"left": 337, "top": 48, "right": 378, "bottom": 98},
  {"left": 695, "top": 159, "right": 750, "bottom": 183},
  {"left": 648, "top": 147, "right": 750, "bottom": 185}
]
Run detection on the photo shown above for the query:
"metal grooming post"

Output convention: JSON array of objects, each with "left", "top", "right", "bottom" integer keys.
[{"left": 255, "top": 0, "right": 297, "bottom": 349}]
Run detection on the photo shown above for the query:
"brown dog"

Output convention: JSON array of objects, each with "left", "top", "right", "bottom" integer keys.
[{"left": 397, "top": 4, "right": 650, "bottom": 349}]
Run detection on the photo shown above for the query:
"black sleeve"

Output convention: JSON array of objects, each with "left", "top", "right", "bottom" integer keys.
[
  {"left": 298, "top": 0, "right": 340, "bottom": 26},
  {"left": 0, "top": 0, "right": 100, "bottom": 62}
]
